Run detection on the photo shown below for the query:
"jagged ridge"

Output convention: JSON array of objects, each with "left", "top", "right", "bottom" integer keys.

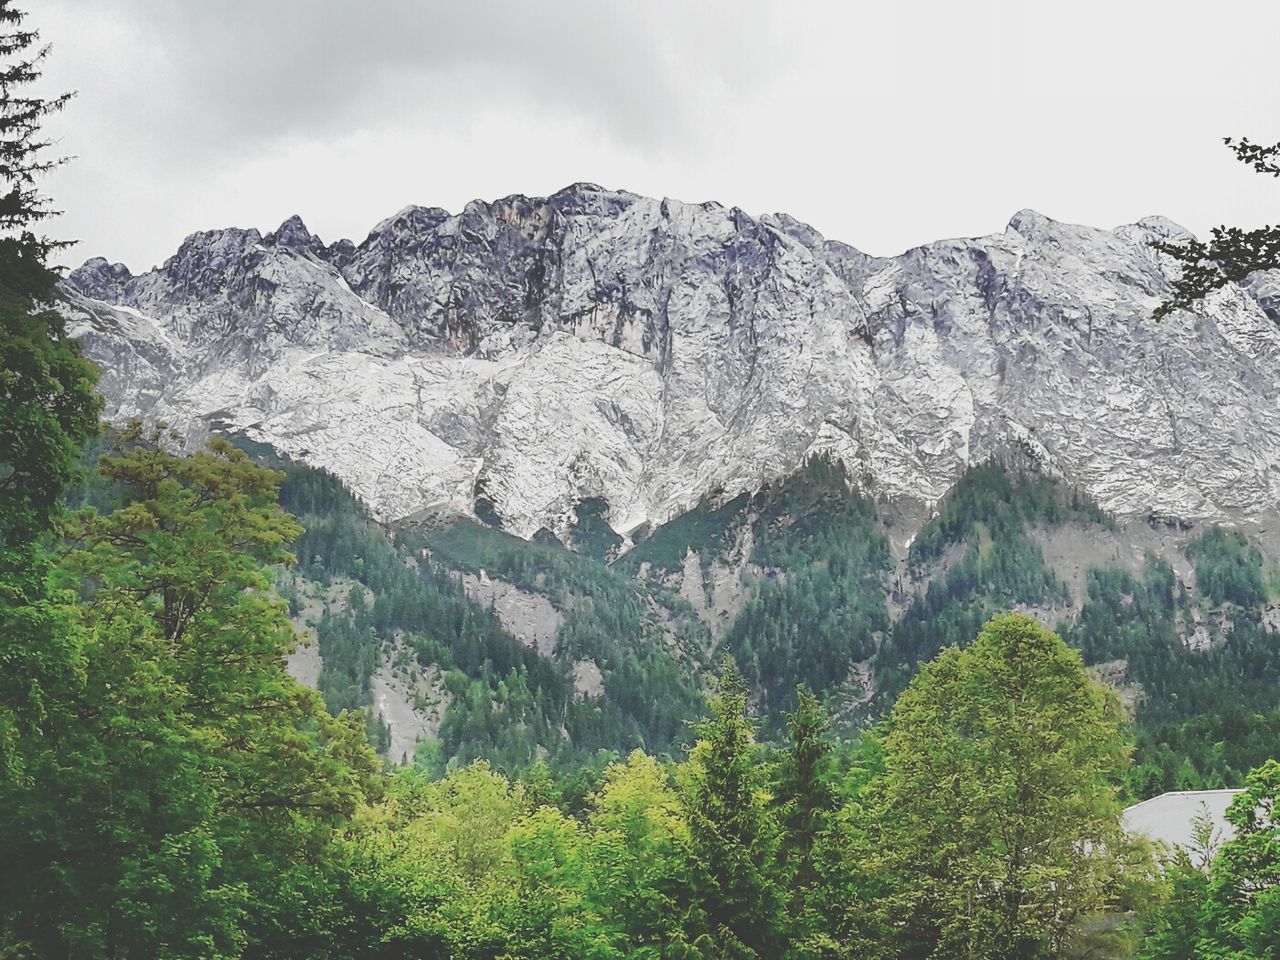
[{"left": 61, "top": 184, "right": 1280, "bottom": 538}]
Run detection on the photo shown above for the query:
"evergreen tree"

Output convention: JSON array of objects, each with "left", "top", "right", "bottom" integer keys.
[
  {"left": 773, "top": 686, "right": 842, "bottom": 958},
  {"left": 681, "top": 658, "right": 786, "bottom": 959},
  {"left": 0, "top": 0, "right": 72, "bottom": 259},
  {"left": 774, "top": 685, "right": 836, "bottom": 896},
  {"left": 0, "top": 0, "right": 99, "bottom": 780}
]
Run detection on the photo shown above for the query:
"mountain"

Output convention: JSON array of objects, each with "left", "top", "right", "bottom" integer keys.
[
  {"left": 59, "top": 185, "right": 1280, "bottom": 787},
  {"left": 60, "top": 184, "right": 1280, "bottom": 543}
]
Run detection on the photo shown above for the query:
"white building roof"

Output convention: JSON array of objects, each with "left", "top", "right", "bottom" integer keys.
[{"left": 1123, "top": 789, "right": 1245, "bottom": 853}]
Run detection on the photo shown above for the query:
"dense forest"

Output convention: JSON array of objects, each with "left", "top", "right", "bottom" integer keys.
[
  {"left": 205, "top": 441, "right": 1280, "bottom": 803},
  {"left": 12, "top": 421, "right": 1280, "bottom": 957}
]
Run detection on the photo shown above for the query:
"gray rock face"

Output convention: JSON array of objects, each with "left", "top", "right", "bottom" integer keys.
[{"left": 61, "top": 185, "right": 1280, "bottom": 538}]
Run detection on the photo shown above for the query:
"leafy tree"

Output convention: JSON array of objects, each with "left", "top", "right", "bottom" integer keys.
[
  {"left": 1199, "top": 760, "right": 1280, "bottom": 958},
  {"left": 499, "top": 806, "right": 617, "bottom": 958},
  {"left": 585, "top": 750, "right": 694, "bottom": 953},
  {"left": 0, "top": 430, "right": 377, "bottom": 958},
  {"left": 1138, "top": 813, "right": 1219, "bottom": 960},
  {"left": 1154, "top": 137, "right": 1280, "bottom": 319},
  {"left": 860, "top": 613, "right": 1135, "bottom": 960},
  {"left": 1141, "top": 759, "right": 1280, "bottom": 960},
  {"left": 345, "top": 762, "right": 532, "bottom": 956}
]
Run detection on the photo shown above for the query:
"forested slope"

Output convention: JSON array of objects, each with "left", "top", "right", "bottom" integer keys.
[{"left": 201, "top": 441, "right": 1280, "bottom": 801}]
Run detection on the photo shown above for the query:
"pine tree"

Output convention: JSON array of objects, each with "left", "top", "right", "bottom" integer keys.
[
  {"left": 0, "top": 0, "right": 72, "bottom": 260},
  {"left": 0, "top": 0, "right": 98, "bottom": 780},
  {"left": 682, "top": 658, "right": 786, "bottom": 959}
]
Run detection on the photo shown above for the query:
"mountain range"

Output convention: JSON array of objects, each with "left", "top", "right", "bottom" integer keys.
[{"left": 61, "top": 183, "right": 1280, "bottom": 542}]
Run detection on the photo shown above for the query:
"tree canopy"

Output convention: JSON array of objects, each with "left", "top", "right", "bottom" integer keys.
[{"left": 860, "top": 613, "right": 1135, "bottom": 960}]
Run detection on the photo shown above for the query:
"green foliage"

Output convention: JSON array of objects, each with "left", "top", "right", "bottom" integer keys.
[
  {"left": 419, "top": 515, "right": 708, "bottom": 759},
  {"left": 1186, "top": 525, "right": 1266, "bottom": 608},
  {"left": 0, "top": 217, "right": 100, "bottom": 780},
  {"left": 876, "top": 464, "right": 1097, "bottom": 703},
  {"left": 623, "top": 490, "right": 751, "bottom": 574},
  {"left": 0, "top": 0, "right": 103, "bottom": 784},
  {"left": 243, "top": 445, "right": 578, "bottom": 768},
  {"left": 772, "top": 687, "right": 840, "bottom": 954},
  {"left": 1140, "top": 760, "right": 1280, "bottom": 959},
  {"left": 723, "top": 458, "right": 892, "bottom": 719},
  {"left": 3, "top": 3, "right": 1249, "bottom": 949},
  {"left": 0, "top": 431, "right": 378, "bottom": 957},
  {"left": 0, "top": 0, "right": 76, "bottom": 257},
  {"left": 584, "top": 750, "right": 694, "bottom": 951},
  {"left": 1064, "top": 551, "right": 1280, "bottom": 798},
  {"left": 1154, "top": 137, "right": 1280, "bottom": 319},
  {"left": 0, "top": 252, "right": 100, "bottom": 549},
  {"left": 773, "top": 687, "right": 836, "bottom": 890},
  {"left": 1128, "top": 709, "right": 1280, "bottom": 799},
  {"left": 569, "top": 496, "right": 623, "bottom": 561},
  {"left": 860, "top": 613, "right": 1136, "bottom": 960},
  {"left": 228, "top": 439, "right": 713, "bottom": 772},
  {"left": 680, "top": 660, "right": 787, "bottom": 958},
  {"left": 909, "top": 462, "right": 1111, "bottom": 570}
]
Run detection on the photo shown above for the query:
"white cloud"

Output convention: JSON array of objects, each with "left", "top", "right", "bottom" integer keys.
[{"left": 35, "top": 0, "right": 1280, "bottom": 271}]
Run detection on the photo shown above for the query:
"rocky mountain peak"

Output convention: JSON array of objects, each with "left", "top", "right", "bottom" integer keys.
[
  {"left": 1005, "top": 208, "right": 1058, "bottom": 240},
  {"left": 60, "top": 186, "right": 1280, "bottom": 538},
  {"left": 265, "top": 214, "right": 318, "bottom": 252},
  {"left": 67, "top": 257, "right": 133, "bottom": 302}
]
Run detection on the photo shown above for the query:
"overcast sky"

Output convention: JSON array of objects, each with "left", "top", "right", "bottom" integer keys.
[{"left": 36, "top": 0, "right": 1280, "bottom": 271}]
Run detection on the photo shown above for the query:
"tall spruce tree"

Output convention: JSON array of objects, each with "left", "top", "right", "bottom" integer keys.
[
  {"left": 774, "top": 685, "right": 836, "bottom": 895},
  {"left": 0, "top": 0, "right": 96, "bottom": 548},
  {"left": 681, "top": 658, "right": 786, "bottom": 959},
  {"left": 0, "top": 0, "right": 72, "bottom": 259},
  {"left": 0, "top": 0, "right": 99, "bottom": 779}
]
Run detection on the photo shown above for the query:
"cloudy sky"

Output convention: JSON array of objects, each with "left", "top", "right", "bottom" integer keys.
[{"left": 37, "top": 0, "right": 1280, "bottom": 271}]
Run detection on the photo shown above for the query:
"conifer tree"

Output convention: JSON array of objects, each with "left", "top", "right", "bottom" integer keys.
[
  {"left": 0, "top": 0, "right": 95, "bottom": 549},
  {"left": 0, "top": 0, "right": 98, "bottom": 780},
  {"left": 0, "top": 0, "right": 72, "bottom": 259},
  {"left": 774, "top": 685, "right": 836, "bottom": 894},
  {"left": 682, "top": 658, "right": 786, "bottom": 959}
]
